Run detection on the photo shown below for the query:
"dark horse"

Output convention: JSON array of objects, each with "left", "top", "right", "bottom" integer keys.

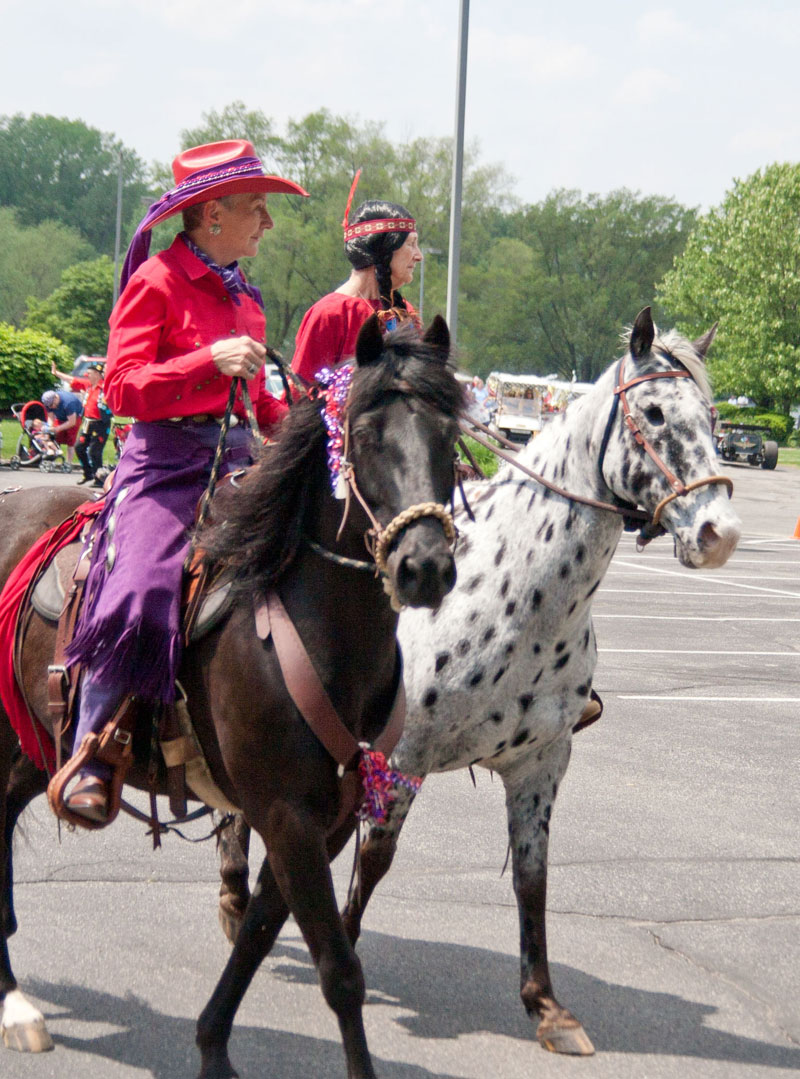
[{"left": 0, "top": 315, "right": 464, "bottom": 1079}]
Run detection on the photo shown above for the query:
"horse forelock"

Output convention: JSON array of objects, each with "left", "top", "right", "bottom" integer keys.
[
  {"left": 349, "top": 327, "right": 465, "bottom": 422},
  {"left": 653, "top": 328, "right": 713, "bottom": 403},
  {"left": 618, "top": 324, "right": 713, "bottom": 403}
]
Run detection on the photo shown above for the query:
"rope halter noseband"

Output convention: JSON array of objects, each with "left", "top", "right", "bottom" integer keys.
[
  {"left": 316, "top": 362, "right": 456, "bottom": 605},
  {"left": 598, "top": 352, "right": 732, "bottom": 539}
]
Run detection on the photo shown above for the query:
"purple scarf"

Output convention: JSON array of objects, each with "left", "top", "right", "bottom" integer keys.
[{"left": 180, "top": 233, "right": 263, "bottom": 308}]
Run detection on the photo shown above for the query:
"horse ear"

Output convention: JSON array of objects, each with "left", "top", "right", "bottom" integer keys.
[
  {"left": 355, "top": 314, "right": 385, "bottom": 367},
  {"left": 630, "top": 307, "right": 655, "bottom": 359},
  {"left": 422, "top": 314, "right": 450, "bottom": 355},
  {"left": 693, "top": 322, "right": 718, "bottom": 361}
]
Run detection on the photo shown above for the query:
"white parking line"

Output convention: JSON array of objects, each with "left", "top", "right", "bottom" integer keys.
[
  {"left": 611, "top": 559, "right": 800, "bottom": 599},
  {"left": 607, "top": 569, "right": 800, "bottom": 583},
  {"left": 599, "top": 588, "right": 799, "bottom": 598},
  {"left": 599, "top": 648, "right": 798, "bottom": 656},
  {"left": 619, "top": 695, "right": 800, "bottom": 702},
  {"left": 595, "top": 614, "right": 800, "bottom": 622}
]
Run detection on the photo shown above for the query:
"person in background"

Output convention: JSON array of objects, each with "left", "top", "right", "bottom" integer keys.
[
  {"left": 291, "top": 171, "right": 422, "bottom": 382},
  {"left": 52, "top": 360, "right": 112, "bottom": 485},
  {"left": 55, "top": 139, "right": 308, "bottom": 824},
  {"left": 40, "top": 389, "right": 82, "bottom": 467}
]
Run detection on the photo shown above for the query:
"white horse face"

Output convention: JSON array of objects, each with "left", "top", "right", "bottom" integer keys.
[{"left": 601, "top": 311, "right": 741, "bottom": 569}]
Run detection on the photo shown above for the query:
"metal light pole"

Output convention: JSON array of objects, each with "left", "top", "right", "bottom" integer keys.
[
  {"left": 112, "top": 150, "right": 123, "bottom": 305},
  {"left": 446, "top": 0, "right": 470, "bottom": 345}
]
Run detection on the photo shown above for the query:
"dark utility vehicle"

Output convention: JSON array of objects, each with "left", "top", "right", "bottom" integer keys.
[{"left": 716, "top": 421, "right": 779, "bottom": 469}]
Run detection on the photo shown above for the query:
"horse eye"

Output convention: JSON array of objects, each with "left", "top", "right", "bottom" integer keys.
[
  {"left": 644, "top": 406, "right": 665, "bottom": 426},
  {"left": 352, "top": 424, "right": 378, "bottom": 449}
]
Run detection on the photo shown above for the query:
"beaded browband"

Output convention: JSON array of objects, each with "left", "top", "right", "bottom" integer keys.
[{"left": 342, "top": 168, "right": 415, "bottom": 243}]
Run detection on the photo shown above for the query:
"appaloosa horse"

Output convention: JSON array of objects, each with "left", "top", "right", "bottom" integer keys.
[
  {"left": 0, "top": 315, "right": 464, "bottom": 1079},
  {"left": 217, "top": 307, "right": 742, "bottom": 1059}
]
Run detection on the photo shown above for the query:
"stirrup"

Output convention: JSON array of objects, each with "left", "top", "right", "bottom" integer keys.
[{"left": 47, "top": 700, "right": 136, "bottom": 830}]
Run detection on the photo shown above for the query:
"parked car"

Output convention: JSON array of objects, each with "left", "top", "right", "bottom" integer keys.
[{"left": 716, "top": 421, "right": 779, "bottom": 469}]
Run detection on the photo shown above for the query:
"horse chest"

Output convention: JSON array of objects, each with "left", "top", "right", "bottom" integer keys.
[{"left": 396, "top": 512, "right": 602, "bottom": 776}]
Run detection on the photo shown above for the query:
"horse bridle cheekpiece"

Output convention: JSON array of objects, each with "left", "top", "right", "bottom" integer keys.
[
  {"left": 316, "top": 363, "right": 456, "bottom": 603},
  {"left": 598, "top": 351, "right": 733, "bottom": 539}
]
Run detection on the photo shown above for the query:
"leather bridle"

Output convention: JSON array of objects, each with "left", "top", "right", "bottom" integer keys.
[
  {"left": 311, "top": 376, "right": 457, "bottom": 601},
  {"left": 461, "top": 351, "right": 733, "bottom": 544},
  {"left": 597, "top": 354, "right": 732, "bottom": 531}
]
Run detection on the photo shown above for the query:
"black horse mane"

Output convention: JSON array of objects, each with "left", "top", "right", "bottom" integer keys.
[{"left": 200, "top": 323, "right": 464, "bottom": 595}]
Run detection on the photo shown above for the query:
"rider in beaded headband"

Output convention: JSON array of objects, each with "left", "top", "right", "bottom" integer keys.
[{"left": 341, "top": 169, "right": 417, "bottom": 316}]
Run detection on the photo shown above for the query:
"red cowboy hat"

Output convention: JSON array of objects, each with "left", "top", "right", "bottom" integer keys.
[
  {"left": 121, "top": 139, "right": 308, "bottom": 291},
  {"left": 144, "top": 139, "right": 308, "bottom": 232}
]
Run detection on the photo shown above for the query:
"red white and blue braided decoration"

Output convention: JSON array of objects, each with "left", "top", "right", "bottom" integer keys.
[
  {"left": 357, "top": 749, "right": 422, "bottom": 826},
  {"left": 317, "top": 362, "right": 355, "bottom": 495}
]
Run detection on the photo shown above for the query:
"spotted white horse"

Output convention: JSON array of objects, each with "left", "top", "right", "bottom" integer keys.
[{"left": 338, "top": 307, "right": 741, "bottom": 1055}]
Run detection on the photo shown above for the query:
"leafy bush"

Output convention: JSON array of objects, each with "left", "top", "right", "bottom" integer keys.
[
  {"left": 0, "top": 323, "right": 72, "bottom": 409},
  {"left": 714, "top": 401, "right": 793, "bottom": 443}
]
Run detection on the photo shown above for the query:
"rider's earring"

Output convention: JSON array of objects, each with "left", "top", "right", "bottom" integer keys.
[{"left": 209, "top": 223, "right": 221, "bottom": 236}]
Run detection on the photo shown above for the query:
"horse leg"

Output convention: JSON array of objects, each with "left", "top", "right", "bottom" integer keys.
[
  {"left": 197, "top": 816, "right": 362, "bottom": 1079},
  {"left": 502, "top": 740, "right": 595, "bottom": 1056},
  {"left": 197, "top": 850, "right": 290, "bottom": 1079},
  {"left": 3, "top": 751, "right": 48, "bottom": 939},
  {"left": 266, "top": 807, "right": 376, "bottom": 1079},
  {"left": 341, "top": 783, "right": 419, "bottom": 946},
  {"left": 0, "top": 725, "right": 53, "bottom": 1053},
  {"left": 217, "top": 813, "right": 251, "bottom": 944}
]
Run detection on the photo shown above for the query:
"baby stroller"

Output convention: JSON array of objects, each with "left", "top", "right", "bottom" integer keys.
[{"left": 8, "top": 401, "right": 72, "bottom": 473}]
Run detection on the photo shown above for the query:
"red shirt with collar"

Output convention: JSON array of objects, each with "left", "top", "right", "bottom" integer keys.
[
  {"left": 69, "top": 375, "right": 105, "bottom": 420},
  {"left": 105, "top": 235, "right": 287, "bottom": 430},
  {"left": 292, "top": 293, "right": 381, "bottom": 383},
  {"left": 291, "top": 291, "right": 420, "bottom": 383}
]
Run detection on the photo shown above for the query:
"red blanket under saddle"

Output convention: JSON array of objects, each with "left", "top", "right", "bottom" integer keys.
[{"left": 0, "top": 501, "right": 103, "bottom": 770}]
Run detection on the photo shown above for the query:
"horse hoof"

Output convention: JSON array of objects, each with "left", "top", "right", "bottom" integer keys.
[
  {"left": 218, "top": 903, "right": 243, "bottom": 945},
  {"left": 537, "top": 1021, "right": 595, "bottom": 1056},
  {"left": 1, "top": 1020, "right": 54, "bottom": 1053}
]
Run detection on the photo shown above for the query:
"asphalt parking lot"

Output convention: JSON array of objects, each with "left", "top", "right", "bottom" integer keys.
[{"left": 0, "top": 458, "right": 798, "bottom": 1079}]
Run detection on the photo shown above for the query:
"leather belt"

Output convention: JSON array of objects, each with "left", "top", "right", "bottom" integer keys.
[{"left": 161, "top": 414, "right": 239, "bottom": 426}]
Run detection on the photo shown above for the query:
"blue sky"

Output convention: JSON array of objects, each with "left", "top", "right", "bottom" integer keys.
[{"left": 3, "top": 0, "right": 800, "bottom": 211}]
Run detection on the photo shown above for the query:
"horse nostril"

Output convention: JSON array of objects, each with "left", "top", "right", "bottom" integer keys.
[{"left": 698, "top": 521, "right": 720, "bottom": 550}]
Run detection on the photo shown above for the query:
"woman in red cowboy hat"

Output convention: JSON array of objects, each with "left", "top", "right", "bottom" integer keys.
[
  {"left": 59, "top": 140, "right": 308, "bottom": 823},
  {"left": 291, "top": 172, "right": 422, "bottom": 382}
]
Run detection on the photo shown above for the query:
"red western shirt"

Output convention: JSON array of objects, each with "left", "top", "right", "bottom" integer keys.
[
  {"left": 292, "top": 293, "right": 381, "bottom": 383},
  {"left": 105, "top": 235, "right": 287, "bottom": 430},
  {"left": 70, "top": 376, "right": 105, "bottom": 420}
]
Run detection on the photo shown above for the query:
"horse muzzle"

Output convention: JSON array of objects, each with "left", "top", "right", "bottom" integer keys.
[{"left": 386, "top": 515, "right": 457, "bottom": 609}]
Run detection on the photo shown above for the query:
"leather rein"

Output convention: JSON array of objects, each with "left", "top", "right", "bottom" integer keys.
[{"left": 461, "top": 352, "right": 732, "bottom": 544}]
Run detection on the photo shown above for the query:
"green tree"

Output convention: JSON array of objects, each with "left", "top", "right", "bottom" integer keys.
[
  {"left": 657, "top": 163, "right": 800, "bottom": 413},
  {"left": 0, "top": 113, "right": 148, "bottom": 254},
  {"left": 0, "top": 207, "right": 93, "bottom": 326},
  {"left": 25, "top": 257, "right": 114, "bottom": 356},
  {"left": 0, "top": 323, "right": 72, "bottom": 409},
  {"left": 460, "top": 188, "right": 697, "bottom": 380}
]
